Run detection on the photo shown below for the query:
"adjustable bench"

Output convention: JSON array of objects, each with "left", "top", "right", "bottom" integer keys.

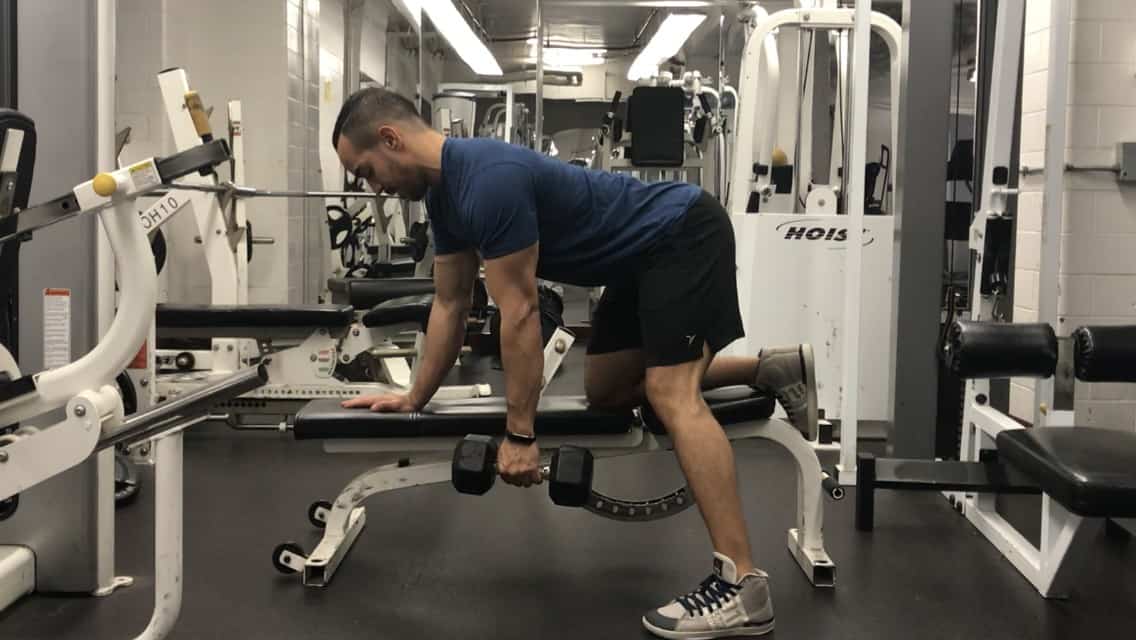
[
  {"left": 152, "top": 298, "right": 491, "bottom": 427},
  {"left": 857, "top": 321, "right": 1136, "bottom": 597},
  {"left": 273, "top": 383, "right": 842, "bottom": 590}
]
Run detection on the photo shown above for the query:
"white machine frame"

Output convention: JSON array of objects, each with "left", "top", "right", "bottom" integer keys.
[
  {"left": 725, "top": 3, "right": 898, "bottom": 481},
  {"left": 956, "top": 0, "right": 1094, "bottom": 598},
  {"left": 0, "top": 135, "right": 243, "bottom": 637},
  {"left": 276, "top": 327, "right": 839, "bottom": 590}
]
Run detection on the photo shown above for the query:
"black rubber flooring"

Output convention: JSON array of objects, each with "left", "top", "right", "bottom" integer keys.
[{"left": 1, "top": 349, "right": 1133, "bottom": 639}]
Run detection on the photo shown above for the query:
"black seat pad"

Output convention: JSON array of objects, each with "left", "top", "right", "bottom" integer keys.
[
  {"left": 156, "top": 304, "right": 354, "bottom": 335},
  {"left": 293, "top": 387, "right": 775, "bottom": 440},
  {"left": 294, "top": 396, "right": 633, "bottom": 439},
  {"left": 327, "top": 277, "right": 435, "bottom": 308},
  {"left": 997, "top": 427, "right": 1136, "bottom": 518},
  {"left": 361, "top": 294, "right": 433, "bottom": 328}
]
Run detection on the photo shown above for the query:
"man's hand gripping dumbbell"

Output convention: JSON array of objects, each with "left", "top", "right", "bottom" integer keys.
[{"left": 452, "top": 435, "right": 594, "bottom": 507}]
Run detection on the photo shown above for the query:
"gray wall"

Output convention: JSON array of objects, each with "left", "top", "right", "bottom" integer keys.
[{"left": 0, "top": 0, "right": 107, "bottom": 593}]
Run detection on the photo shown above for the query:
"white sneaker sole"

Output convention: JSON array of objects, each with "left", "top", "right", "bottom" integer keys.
[{"left": 641, "top": 616, "right": 775, "bottom": 639}]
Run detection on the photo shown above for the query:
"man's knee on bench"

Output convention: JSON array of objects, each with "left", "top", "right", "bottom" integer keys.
[{"left": 644, "top": 368, "right": 711, "bottom": 432}]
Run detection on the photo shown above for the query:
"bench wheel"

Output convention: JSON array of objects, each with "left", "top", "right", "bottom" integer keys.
[
  {"left": 308, "top": 500, "right": 333, "bottom": 529},
  {"left": 272, "top": 541, "right": 307, "bottom": 575}
]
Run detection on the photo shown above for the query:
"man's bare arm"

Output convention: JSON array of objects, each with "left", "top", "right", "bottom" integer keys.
[
  {"left": 405, "top": 249, "right": 480, "bottom": 407},
  {"left": 482, "top": 243, "right": 543, "bottom": 436}
]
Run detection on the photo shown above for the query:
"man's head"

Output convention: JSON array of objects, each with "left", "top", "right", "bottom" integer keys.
[{"left": 333, "top": 87, "right": 434, "bottom": 201}]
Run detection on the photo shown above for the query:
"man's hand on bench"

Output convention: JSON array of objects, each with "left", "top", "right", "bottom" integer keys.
[{"left": 341, "top": 392, "right": 421, "bottom": 413}]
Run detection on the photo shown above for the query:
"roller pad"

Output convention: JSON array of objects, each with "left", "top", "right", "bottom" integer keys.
[
  {"left": 946, "top": 321, "right": 1057, "bottom": 379},
  {"left": 1072, "top": 325, "right": 1136, "bottom": 383}
]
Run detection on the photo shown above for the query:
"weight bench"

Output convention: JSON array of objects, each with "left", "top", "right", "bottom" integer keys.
[
  {"left": 152, "top": 298, "right": 491, "bottom": 426},
  {"left": 857, "top": 321, "right": 1136, "bottom": 597},
  {"left": 273, "top": 360, "right": 842, "bottom": 590}
]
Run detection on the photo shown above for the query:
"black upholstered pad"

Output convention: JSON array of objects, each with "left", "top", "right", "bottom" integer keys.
[
  {"left": 360, "top": 294, "right": 433, "bottom": 328},
  {"left": 327, "top": 277, "right": 435, "bottom": 308},
  {"left": 997, "top": 427, "right": 1136, "bottom": 518},
  {"left": 703, "top": 386, "right": 776, "bottom": 423},
  {"left": 156, "top": 304, "right": 354, "bottom": 339},
  {"left": 293, "top": 396, "right": 633, "bottom": 440},
  {"left": 293, "top": 387, "right": 775, "bottom": 440}
]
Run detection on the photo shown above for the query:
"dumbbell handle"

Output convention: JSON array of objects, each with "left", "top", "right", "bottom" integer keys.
[{"left": 492, "top": 463, "right": 550, "bottom": 481}]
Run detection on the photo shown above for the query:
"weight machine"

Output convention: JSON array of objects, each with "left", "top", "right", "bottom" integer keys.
[{"left": 0, "top": 117, "right": 267, "bottom": 635}]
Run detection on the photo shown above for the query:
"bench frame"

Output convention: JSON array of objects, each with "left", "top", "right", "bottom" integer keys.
[{"left": 275, "top": 331, "right": 837, "bottom": 591}]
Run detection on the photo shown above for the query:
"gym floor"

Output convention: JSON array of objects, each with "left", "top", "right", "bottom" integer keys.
[{"left": 2, "top": 348, "right": 1134, "bottom": 640}]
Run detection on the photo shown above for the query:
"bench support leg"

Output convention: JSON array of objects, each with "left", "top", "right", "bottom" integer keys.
[{"left": 295, "top": 460, "right": 452, "bottom": 588}]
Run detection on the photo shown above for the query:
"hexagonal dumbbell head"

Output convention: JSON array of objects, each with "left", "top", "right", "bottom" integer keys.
[
  {"left": 549, "top": 445, "right": 594, "bottom": 507},
  {"left": 452, "top": 435, "right": 498, "bottom": 495}
]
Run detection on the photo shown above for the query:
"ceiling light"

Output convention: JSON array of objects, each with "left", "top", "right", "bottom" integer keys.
[
  {"left": 422, "top": 0, "right": 503, "bottom": 76},
  {"left": 628, "top": 13, "right": 707, "bottom": 81}
]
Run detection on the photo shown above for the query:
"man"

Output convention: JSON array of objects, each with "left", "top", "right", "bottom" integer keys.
[{"left": 333, "top": 87, "right": 817, "bottom": 639}]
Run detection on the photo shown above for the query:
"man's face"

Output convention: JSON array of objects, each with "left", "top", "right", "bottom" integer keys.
[{"left": 336, "top": 125, "right": 429, "bottom": 201}]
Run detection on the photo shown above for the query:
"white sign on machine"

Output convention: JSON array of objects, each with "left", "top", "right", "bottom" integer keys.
[{"left": 726, "top": 214, "right": 895, "bottom": 422}]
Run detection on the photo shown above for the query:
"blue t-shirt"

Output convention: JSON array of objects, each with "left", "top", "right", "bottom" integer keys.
[{"left": 425, "top": 138, "right": 701, "bottom": 286}]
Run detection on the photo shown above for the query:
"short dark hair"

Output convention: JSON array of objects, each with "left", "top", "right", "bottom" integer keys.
[{"left": 332, "top": 87, "right": 424, "bottom": 150}]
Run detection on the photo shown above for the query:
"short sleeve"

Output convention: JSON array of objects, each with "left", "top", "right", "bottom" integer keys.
[
  {"left": 466, "top": 164, "right": 539, "bottom": 259},
  {"left": 425, "top": 188, "right": 470, "bottom": 255}
]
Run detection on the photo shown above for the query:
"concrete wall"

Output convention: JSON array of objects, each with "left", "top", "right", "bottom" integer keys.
[{"left": 1011, "top": 0, "right": 1136, "bottom": 431}]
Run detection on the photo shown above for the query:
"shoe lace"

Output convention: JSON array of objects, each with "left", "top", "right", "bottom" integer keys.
[{"left": 676, "top": 575, "right": 740, "bottom": 618}]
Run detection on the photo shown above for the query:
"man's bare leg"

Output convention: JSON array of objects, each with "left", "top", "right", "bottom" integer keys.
[
  {"left": 586, "top": 351, "right": 760, "bottom": 410},
  {"left": 643, "top": 346, "right": 755, "bottom": 576}
]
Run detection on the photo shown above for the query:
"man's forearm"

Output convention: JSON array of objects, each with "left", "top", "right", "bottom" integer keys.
[
  {"left": 407, "top": 301, "right": 469, "bottom": 407},
  {"left": 500, "top": 305, "right": 544, "bottom": 436}
]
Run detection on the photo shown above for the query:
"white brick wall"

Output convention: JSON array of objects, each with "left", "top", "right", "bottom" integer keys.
[{"left": 1011, "top": 0, "right": 1136, "bottom": 433}]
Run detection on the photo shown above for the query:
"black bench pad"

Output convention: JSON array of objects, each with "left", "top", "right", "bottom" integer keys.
[
  {"left": 293, "top": 387, "right": 775, "bottom": 440},
  {"left": 328, "top": 277, "right": 435, "bottom": 308},
  {"left": 997, "top": 427, "right": 1136, "bottom": 518},
  {"left": 156, "top": 304, "right": 355, "bottom": 338},
  {"left": 361, "top": 294, "right": 433, "bottom": 328}
]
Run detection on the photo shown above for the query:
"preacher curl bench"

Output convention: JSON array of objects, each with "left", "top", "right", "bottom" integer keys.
[
  {"left": 857, "top": 320, "right": 1136, "bottom": 597},
  {"left": 271, "top": 329, "right": 843, "bottom": 590}
]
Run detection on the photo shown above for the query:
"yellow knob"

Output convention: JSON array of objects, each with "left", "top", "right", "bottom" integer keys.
[
  {"left": 92, "top": 173, "right": 118, "bottom": 197},
  {"left": 771, "top": 147, "right": 789, "bottom": 167}
]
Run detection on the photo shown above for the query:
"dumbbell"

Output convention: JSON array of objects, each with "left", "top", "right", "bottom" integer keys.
[{"left": 452, "top": 434, "right": 594, "bottom": 507}]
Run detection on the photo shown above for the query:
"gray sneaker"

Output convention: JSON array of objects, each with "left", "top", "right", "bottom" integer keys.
[
  {"left": 642, "top": 553, "right": 775, "bottom": 639},
  {"left": 754, "top": 343, "right": 818, "bottom": 441}
]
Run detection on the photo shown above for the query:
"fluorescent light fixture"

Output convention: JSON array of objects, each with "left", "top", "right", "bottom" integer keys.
[
  {"left": 422, "top": 0, "right": 503, "bottom": 76},
  {"left": 527, "top": 39, "right": 607, "bottom": 67},
  {"left": 627, "top": 13, "right": 707, "bottom": 81}
]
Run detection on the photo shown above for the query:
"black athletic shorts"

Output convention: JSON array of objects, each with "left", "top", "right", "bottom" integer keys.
[{"left": 587, "top": 190, "right": 744, "bottom": 367}]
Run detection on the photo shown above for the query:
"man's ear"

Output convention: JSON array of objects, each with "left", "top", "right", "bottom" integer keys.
[{"left": 378, "top": 125, "right": 400, "bottom": 151}]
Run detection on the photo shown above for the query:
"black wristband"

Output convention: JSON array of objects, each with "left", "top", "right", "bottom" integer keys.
[{"left": 506, "top": 431, "right": 537, "bottom": 446}]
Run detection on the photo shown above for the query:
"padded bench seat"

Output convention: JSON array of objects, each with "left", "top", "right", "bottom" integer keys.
[
  {"left": 328, "top": 277, "right": 435, "bottom": 308},
  {"left": 361, "top": 294, "right": 433, "bottom": 328},
  {"left": 156, "top": 304, "right": 355, "bottom": 340},
  {"left": 996, "top": 427, "right": 1136, "bottom": 518},
  {"left": 293, "top": 387, "right": 775, "bottom": 440}
]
